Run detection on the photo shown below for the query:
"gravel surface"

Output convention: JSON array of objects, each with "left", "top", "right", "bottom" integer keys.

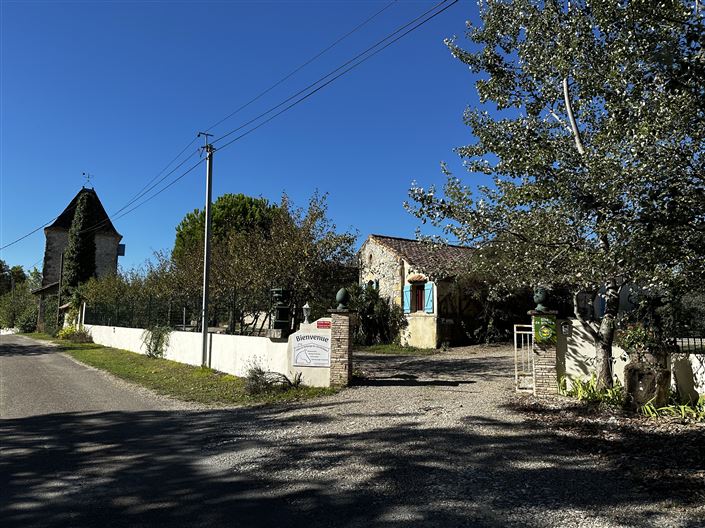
[{"left": 2, "top": 337, "right": 702, "bottom": 527}]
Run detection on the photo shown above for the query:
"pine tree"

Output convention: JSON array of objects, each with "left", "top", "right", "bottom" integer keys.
[{"left": 62, "top": 192, "right": 97, "bottom": 298}]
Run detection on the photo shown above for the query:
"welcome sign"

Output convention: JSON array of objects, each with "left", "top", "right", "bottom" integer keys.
[{"left": 292, "top": 333, "right": 331, "bottom": 368}]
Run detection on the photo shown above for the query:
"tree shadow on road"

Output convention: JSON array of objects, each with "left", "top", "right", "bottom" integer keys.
[{"left": 2, "top": 397, "right": 702, "bottom": 528}]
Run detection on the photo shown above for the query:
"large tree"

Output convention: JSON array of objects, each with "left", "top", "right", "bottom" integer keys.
[
  {"left": 407, "top": 0, "right": 705, "bottom": 387},
  {"left": 172, "top": 193, "right": 275, "bottom": 264}
]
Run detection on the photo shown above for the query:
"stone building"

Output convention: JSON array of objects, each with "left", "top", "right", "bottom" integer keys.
[
  {"left": 33, "top": 188, "right": 123, "bottom": 326},
  {"left": 359, "top": 234, "right": 479, "bottom": 349}
]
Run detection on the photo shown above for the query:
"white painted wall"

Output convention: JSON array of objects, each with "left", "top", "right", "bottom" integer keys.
[
  {"left": 556, "top": 318, "right": 704, "bottom": 397},
  {"left": 84, "top": 324, "right": 331, "bottom": 387}
]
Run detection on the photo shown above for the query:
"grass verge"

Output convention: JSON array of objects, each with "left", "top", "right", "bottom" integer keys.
[
  {"left": 355, "top": 343, "right": 437, "bottom": 356},
  {"left": 20, "top": 334, "right": 337, "bottom": 405}
]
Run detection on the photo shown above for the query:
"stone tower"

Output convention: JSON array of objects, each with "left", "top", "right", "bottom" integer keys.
[{"left": 33, "top": 188, "right": 122, "bottom": 328}]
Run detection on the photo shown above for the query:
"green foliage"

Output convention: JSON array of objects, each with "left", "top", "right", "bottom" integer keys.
[
  {"left": 62, "top": 193, "right": 97, "bottom": 298},
  {"left": 616, "top": 322, "right": 669, "bottom": 362},
  {"left": 407, "top": 0, "right": 705, "bottom": 387},
  {"left": 349, "top": 284, "right": 407, "bottom": 345},
  {"left": 640, "top": 397, "right": 705, "bottom": 422},
  {"left": 0, "top": 282, "right": 37, "bottom": 332},
  {"left": 141, "top": 325, "right": 171, "bottom": 358},
  {"left": 564, "top": 375, "right": 624, "bottom": 408},
  {"left": 245, "top": 365, "right": 303, "bottom": 396},
  {"left": 52, "top": 339, "right": 333, "bottom": 404},
  {"left": 172, "top": 193, "right": 275, "bottom": 264},
  {"left": 57, "top": 326, "right": 93, "bottom": 343},
  {"left": 356, "top": 343, "right": 434, "bottom": 355}
]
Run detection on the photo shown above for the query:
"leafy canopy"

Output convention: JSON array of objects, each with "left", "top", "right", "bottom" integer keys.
[{"left": 407, "top": 0, "right": 705, "bottom": 295}]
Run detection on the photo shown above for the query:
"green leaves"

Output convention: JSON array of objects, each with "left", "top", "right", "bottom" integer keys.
[{"left": 408, "top": 0, "right": 705, "bottom": 297}]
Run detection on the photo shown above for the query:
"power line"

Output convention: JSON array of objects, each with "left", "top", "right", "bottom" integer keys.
[
  {"left": 2, "top": 0, "right": 457, "bottom": 249},
  {"left": 83, "top": 0, "right": 457, "bottom": 233},
  {"left": 217, "top": 0, "right": 459, "bottom": 152},
  {"left": 213, "top": 0, "right": 454, "bottom": 147},
  {"left": 0, "top": 2, "right": 398, "bottom": 251},
  {"left": 203, "top": 0, "right": 398, "bottom": 133}
]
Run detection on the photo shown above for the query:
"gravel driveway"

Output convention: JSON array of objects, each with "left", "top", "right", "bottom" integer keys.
[{"left": 2, "top": 341, "right": 702, "bottom": 527}]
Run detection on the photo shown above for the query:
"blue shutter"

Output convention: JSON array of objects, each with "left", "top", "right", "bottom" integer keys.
[
  {"left": 424, "top": 283, "right": 434, "bottom": 313},
  {"left": 403, "top": 285, "right": 411, "bottom": 314}
]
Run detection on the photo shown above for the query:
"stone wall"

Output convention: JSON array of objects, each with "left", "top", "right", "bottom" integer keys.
[
  {"left": 359, "top": 238, "right": 404, "bottom": 306},
  {"left": 42, "top": 229, "right": 68, "bottom": 286},
  {"left": 330, "top": 312, "right": 353, "bottom": 386},
  {"left": 41, "top": 228, "right": 119, "bottom": 286},
  {"left": 533, "top": 343, "right": 559, "bottom": 395}
]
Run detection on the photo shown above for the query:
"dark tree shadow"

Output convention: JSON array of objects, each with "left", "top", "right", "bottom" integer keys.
[{"left": 2, "top": 399, "right": 703, "bottom": 528}]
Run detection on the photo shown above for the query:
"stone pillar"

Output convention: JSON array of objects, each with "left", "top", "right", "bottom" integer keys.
[
  {"left": 531, "top": 311, "right": 559, "bottom": 396},
  {"left": 330, "top": 311, "right": 353, "bottom": 387}
]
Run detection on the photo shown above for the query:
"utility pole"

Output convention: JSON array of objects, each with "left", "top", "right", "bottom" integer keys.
[{"left": 198, "top": 132, "right": 214, "bottom": 367}]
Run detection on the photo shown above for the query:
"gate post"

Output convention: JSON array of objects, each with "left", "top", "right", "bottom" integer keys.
[
  {"left": 530, "top": 310, "right": 559, "bottom": 396},
  {"left": 329, "top": 311, "right": 353, "bottom": 387}
]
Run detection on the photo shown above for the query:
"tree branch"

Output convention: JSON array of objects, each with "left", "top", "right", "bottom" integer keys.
[
  {"left": 563, "top": 77, "right": 586, "bottom": 155},
  {"left": 573, "top": 290, "right": 599, "bottom": 340}
]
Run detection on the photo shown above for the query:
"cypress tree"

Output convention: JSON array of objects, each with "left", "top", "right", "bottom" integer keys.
[{"left": 62, "top": 192, "right": 97, "bottom": 298}]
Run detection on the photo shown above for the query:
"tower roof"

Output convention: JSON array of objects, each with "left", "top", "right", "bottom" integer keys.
[{"left": 46, "top": 187, "right": 122, "bottom": 238}]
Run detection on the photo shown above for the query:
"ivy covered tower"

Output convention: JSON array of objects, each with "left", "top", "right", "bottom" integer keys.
[{"left": 33, "top": 188, "right": 122, "bottom": 327}]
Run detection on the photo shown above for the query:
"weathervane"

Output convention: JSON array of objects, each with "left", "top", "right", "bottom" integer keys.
[{"left": 82, "top": 172, "right": 93, "bottom": 188}]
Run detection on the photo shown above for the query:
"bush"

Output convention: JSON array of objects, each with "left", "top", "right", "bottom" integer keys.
[
  {"left": 245, "top": 365, "right": 302, "bottom": 395},
  {"left": 0, "top": 282, "right": 37, "bottom": 331},
  {"left": 562, "top": 375, "right": 624, "bottom": 408},
  {"left": 141, "top": 325, "right": 171, "bottom": 358},
  {"left": 349, "top": 284, "right": 407, "bottom": 345},
  {"left": 57, "top": 326, "right": 93, "bottom": 343}
]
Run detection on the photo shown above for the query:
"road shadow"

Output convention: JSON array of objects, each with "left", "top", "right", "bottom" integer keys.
[
  {"left": 0, "top": 337, "right": 55, "bottom": 357},
  {"left": 2, "top": 398, "right": 702, "bottom": 528}
]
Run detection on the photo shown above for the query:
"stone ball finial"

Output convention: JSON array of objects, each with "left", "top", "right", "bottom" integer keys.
[{"left": 336, "top": 288, "right": 350, "bottom": 310}]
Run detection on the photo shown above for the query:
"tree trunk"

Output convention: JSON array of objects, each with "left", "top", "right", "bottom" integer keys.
[{"left": 594, "top": 279, "right": 620, "bottom": 389}]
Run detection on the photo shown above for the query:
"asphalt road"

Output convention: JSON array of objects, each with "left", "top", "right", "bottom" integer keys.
[
  {"left": 0, "top": 334, "right": 177, "bottom": 418},
  {"left": 1, "top": 336, "right": 701, "bottom": 528}
]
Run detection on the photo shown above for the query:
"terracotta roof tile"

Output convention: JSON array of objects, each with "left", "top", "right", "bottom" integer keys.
[{"left": 368, "top": 234, "right": 473, "bottom": 277}]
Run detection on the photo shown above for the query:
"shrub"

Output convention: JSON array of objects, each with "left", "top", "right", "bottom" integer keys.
[
  {"left": 57, "top": 326, "right": 93, "bottom": 343},
  {"left": 141, "top": 325, "right": 171, "bottom": 358},
  {"left": 562, "top": 375, "right": 624, "bottom": 408},
  {"left": 245, "top": 365, "right": 302, "bottom": 395},
  {"left": 349, "top": 284, "right": 407, "bottom": 345}
]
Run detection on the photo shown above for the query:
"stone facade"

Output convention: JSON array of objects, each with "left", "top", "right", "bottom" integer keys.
[
  {"left": 330, "top": 312, "right": 353, "bottom": 386},
  {"left": 359, "top": 237, "right": 404, "bottom": 306},
  {"left": 42, "top": 231, "right": 120, "bottom": 287},
  {"left": 39, "top": 188, "right": 122, "bottom": 289}
]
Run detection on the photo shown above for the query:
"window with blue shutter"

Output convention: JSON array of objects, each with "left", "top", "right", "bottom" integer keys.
[
  {"left": 424, "top": 282, "right": 434, "bottom": 313},
  {"left": 403, "top": 285, "right": 411, "bottom": 314}
]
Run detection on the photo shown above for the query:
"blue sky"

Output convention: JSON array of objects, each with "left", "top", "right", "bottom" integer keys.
[{"left": 1, "top": 0, "right": 485, "bottom": 271}]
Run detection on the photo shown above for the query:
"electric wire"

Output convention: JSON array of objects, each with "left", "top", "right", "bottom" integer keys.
[
  {"left": 2, "top": 0, "right": 457, "bottom": 249},
  {"left": 204, "top": 0, "right": 397, "bottom": 133},
  {"left": 216, "top": 0, "right": 459, "bottom": 152},
  {"left": 0, "top": 1, "right": 398, "bottom": 251},
  {"left": 212, "top": 0, "right": 454, "bottom": 146},
  {"left": 80, "top": 0, "right": 457, "bottom": 234}
]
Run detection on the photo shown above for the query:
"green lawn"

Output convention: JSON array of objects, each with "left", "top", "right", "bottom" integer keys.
[
  {"left": 354, "top": 343, "right": 437, "bottom": 356},
  {"left": 20, "top": 333, "right": 337, "bottom": 405}
]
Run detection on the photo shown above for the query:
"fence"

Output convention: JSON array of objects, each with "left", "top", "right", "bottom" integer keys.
[{"left": 84, "top": 293, "right": 276, "bottom": 335}]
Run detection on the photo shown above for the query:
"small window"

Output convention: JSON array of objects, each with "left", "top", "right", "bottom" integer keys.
[{"left": 412, "top": 284, "right": 425, "bottom": 312}]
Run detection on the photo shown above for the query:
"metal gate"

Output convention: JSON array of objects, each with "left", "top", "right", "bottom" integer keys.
[{"left": 514, "top": 324, "right": 534, "bottom": 392}]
